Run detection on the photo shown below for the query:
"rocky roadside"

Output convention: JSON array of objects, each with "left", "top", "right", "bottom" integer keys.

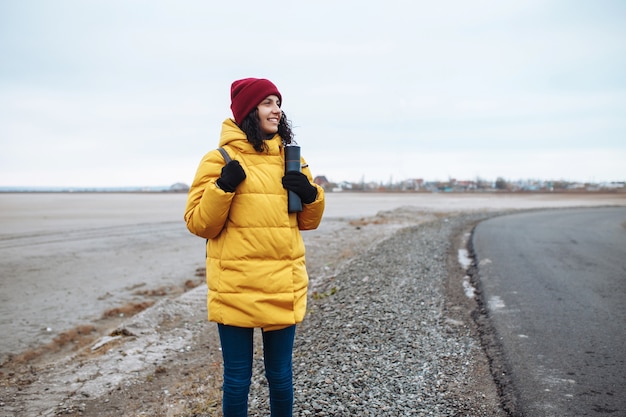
[
  {"left": 0, "top": 207, "right": 510, "bottom": 417},
  {"left": 290, "top": 212, "right": 508, "bottom": 417}
]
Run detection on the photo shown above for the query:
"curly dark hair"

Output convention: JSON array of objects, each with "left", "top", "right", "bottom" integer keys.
[{"left": 239, "top": 109, "right": 295, "bottom": 153}]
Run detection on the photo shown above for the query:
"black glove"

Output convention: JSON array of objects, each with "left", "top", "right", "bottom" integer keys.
[
  {"left": 217, "top": 160, "right": 246, "bottom": 192},
  {"left": 282, "top": 171, "right": 318, "bottom": 204}
]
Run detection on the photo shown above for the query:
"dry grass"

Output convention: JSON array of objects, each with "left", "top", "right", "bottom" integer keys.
[
  {"left": 311, "top": 287, "right": 338, "bottom": 300},
  {"left": 143, "top": 360, "right": 224, "bottom": 417},
  {"left": 53, "top": 324, "right": 97, "bottom": 347},
  {"left": 348, "top": 217, "right": 390, "bottom": 227},
  {"left": 101, "top": 301, "right": 155, "bottom": 318},
  {"left": 134, "top": 286, "right": 171, "bottom": 296},
  {"left": 4, "top": 324, "right": 97, "bottom": 367},
  {"left": 2, "top": 299, "right": 158, "bottom": 369},
  {"left": 184, "top": 278, "right": 202, "bottom": 289},
  {"left": 174, "top": 361, "right": 223, "bottom": 416},
  {"left": 132, "top": 278, "right": 203, "bottom": 298}
]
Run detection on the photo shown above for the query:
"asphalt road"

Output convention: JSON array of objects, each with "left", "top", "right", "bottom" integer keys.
[{"left": 472, "top": 207, "right": 626, "bottom": 417}]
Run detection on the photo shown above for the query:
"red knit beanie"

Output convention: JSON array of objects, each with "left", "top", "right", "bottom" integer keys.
[{"left": 230, "top": 78, "right": 282, "bottom": 125}]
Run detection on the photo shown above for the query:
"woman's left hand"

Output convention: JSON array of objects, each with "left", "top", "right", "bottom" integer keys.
[{"left": 282, "top": 171, "right": 318, "bottom": 204}]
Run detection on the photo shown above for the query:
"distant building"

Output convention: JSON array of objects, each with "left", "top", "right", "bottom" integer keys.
[
  {"left": 313, "top": 176, "right": 330, "bottom": 187},
  {"left": 402, "top": 178, "right": 423, "bottom": 191}
]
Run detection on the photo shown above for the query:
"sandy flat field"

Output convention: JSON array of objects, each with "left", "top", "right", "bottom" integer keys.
[{"left": 1, "top": 191, "right": 624, "bottom": 364}]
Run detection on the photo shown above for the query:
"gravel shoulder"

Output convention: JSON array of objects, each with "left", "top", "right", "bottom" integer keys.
[
  {"left": 1, "top": 207, "right": 507, "bottom": 417},
  {"left": 291, "top": 211, "right": 507, "bottom": 417}
]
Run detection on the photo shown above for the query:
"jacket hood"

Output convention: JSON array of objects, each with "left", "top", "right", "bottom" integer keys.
[{"left": 219, "top": 118, "right": 283, "bottom": 155}]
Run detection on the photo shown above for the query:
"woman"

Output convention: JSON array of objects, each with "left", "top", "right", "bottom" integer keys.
[{"left": 184, "top": 77, "right": 325, "bottom": 416}]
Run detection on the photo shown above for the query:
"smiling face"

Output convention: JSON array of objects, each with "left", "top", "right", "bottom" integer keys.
[{"left": 256, "top": 95, "right": 281, "bottom": 135}]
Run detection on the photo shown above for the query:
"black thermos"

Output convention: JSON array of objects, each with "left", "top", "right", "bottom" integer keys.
[{"left": 285, "top": 145, "right": 303, "bottom": 213}]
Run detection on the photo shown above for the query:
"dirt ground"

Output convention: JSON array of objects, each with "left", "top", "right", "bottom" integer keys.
[{"left": 1, "top": 192, "right": 624, "bottom": 416}]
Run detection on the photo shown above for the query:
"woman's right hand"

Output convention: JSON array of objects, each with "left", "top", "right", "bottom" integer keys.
[{"left": 216, "top": 160, "right": 246, "bottom": 192}]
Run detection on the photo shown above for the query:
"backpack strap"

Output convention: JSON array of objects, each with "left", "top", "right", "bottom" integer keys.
[
  {"left": 206, "top": 147, "right": 232, "bottom": 256},
  {"left": 217, "top": 147, "right": 232, "bottom": 163}
]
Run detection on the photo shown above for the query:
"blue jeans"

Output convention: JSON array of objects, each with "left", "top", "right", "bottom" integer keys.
[{"left": 217, "top": 324, "right": 296, "bottom": 417}]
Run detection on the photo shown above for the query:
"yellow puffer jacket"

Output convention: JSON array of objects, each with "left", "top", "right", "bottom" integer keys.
[{"left": 184, "top": 118, "right": 325, "bottom": 330}]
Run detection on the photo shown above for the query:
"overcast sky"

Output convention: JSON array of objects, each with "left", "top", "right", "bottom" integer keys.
[{"left": 1, "top": 0, "right": 625, "bottom": 187}]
